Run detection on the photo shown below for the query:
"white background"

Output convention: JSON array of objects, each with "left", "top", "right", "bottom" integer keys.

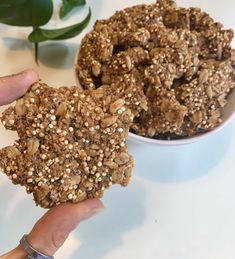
[{"left": 0, "top": 0, "right": 235, "bottom": 258}]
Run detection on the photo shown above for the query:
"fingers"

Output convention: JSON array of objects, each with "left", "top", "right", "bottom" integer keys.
[
  {"left": 0, "top": 70, "right": 39, "bottom": 106},
  {"left": 27, "top": 199, "right": 104, "bottom": 256}
]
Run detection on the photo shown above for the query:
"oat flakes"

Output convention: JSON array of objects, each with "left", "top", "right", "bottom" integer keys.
[
  {"left": 0, "top": 83, "right": 134, "bottom": 208},
  {"left": 76, "top": 0, "right": 235, "bottom": 139}
]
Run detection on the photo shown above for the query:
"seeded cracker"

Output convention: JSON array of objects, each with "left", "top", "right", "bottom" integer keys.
[
  {"left": 76, "top": 0, "right": 235, "bottom": 139},
  {"left": 0, "top": 83, "right": 134, "bottom": 208}
]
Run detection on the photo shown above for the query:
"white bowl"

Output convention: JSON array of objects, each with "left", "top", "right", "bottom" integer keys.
[{"left": 74, "top": 50, "right": 235, "bottom": 146}]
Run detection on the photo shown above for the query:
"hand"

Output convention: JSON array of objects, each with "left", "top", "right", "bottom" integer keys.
[
  {"left": 0, "top": 70, "right": 104, "bottom": 259},
  {"left": 0, "top": 70, "right": 39, "bottom": 106}
]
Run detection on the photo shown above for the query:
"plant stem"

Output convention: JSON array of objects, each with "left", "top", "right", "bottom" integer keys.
[
  {"left": 34, "top": 42, "right": 39, "bottom": 64},
  {"left": 33, "top": 26, "right": 39, "bottom": 64}
]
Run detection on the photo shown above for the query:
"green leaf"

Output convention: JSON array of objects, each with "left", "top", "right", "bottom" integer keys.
[
  {"left": 60, "top": 0, "right": 86, "bottom": 19},
  {"left": 0, "top": 0, "right": 53, "bottom": 27},
  {"left": 28, "top": 8, "right": 91, "bottom": 43}
]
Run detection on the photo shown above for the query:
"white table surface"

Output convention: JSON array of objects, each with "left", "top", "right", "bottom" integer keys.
[{"left": 0, "top": 1, "right": 235, "bottom": 258}]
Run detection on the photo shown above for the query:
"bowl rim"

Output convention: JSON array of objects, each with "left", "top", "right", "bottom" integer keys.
[{"left": 127, "top": 111, "right": 235, "bottom": 145}]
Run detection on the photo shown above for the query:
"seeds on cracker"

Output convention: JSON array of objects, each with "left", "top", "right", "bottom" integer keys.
[
  {"left": 0, "top": 83, "right": 134, "bottom": 208},
  {"left": 76, "top": 0, "right": 235, "bottom": 139}
]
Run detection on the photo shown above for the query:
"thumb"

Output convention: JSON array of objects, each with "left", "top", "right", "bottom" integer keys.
[
  {"left": 0, "top": 69, "right": 39, "bottom": 106},
  {"left": 27, "top": 199, "right": 104, "bottom": 256}
]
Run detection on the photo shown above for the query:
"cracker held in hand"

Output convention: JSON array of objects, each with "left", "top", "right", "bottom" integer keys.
[{"left": 0, "top": 83, "right": 134, "bottom": 208}]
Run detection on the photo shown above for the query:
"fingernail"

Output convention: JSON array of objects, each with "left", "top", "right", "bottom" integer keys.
[
  {"left": 7, "top": 70, "right": 27, "bottom": 78},
  {"left": 82, "top": 205, "right": 104, "bottom": 221},
  {"left": 82, "top": 208, "right": 103, "bottom": 220}
]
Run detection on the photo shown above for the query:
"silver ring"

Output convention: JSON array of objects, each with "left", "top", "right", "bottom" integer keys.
[{"left": 20, "top": 235, "right": 54, "bottom": 259}]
